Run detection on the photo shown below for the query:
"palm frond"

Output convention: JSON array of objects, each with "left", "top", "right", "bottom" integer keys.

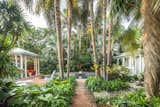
[
  {"left": 120, "top": 27, "right": 142, "bottom": 54},
  {"left": 111, "top": 0, "right": 142, "bottom": 27},
  {"left": 35, "top": 0, "right": 55, "bottom": 27},
  {"left": 152, "top": 0, "right": 160, "bottom": 13},
  {"left": 21, "top": 0, "right": 34, "bottom": 10},
  {"left": 0, "top": 0, "right": 28, "bottom": 45}
]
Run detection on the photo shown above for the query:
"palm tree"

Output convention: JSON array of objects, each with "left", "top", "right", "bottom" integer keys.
[
  {"left": 110, "top": 0, "right": 160, "bottom": 99},
  {"left": 0, "top": 0, "right": 28, "bottom": 77},
  {"left": 102, "top": 0, "right": 107, "bottom": 79},
  {"left": 89, "top": 0, "right": 100, "bottom": 77},
  {"left": 74, "top": 0, "right": 89, "bottom": 57},
  {"left": 0, "top": 1, "right": 28, "bottom": 48},
  {"left": 67, "top": 0, "right": 72, "bottom": 78},
  {"left": 54, "top": 0, "right": 64, "bottom": 78},
  {"left": 22, "top": 0, "right": 65, "bottom": 78},
  {"left": 23, "top": 0, "right": 55, "bottom": 27},
  {"left": 141, "top": 0, "right": 160, "bottom": 99}
]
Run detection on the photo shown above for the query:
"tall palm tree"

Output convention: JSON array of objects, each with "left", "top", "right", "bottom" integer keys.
[
  {"left": 0, "top": 0, "right": 28, "bottom": 77},
  {"left": 111, "top": 0, "right": 160, "bottom": 98},
  {"left": 54, "top": 0, "right": 64, "bottom": 78},
  {"left": 141, "top": 0, "right": 160, "bottom": 99},
  {"left": 89, "top": 0, "right": 100, "bottom": 77},
  {"left": 22, "top": 0, "right": 65, "bottom": 78},
  {"left": 67, "top": 0, "right": 72, "bottom": 78},
  {"left": 75, "top": 0, "right": 89, "bottom": 57},
  {"left": 23, "top": 0, "right": 65, "bottom": 78},
  {"left": 102, "top": 0, "right": 107, "bottom": 79}
]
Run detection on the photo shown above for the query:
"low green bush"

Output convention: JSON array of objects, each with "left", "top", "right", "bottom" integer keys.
[
  {"left": 105, "top": 79, "right": 128, "bottom": 92},
  {"left": 119, "top": 73, "right": 137, "bottom": 82},
  {"left": 0, "top": 76, "right": 76, "bottom": 107},
  {"left": 119, "top": 73, "right": 144, "bottom": 82},
  {"left": 96, "top": 89, "right": 160, "bottom": 107},
  {"left": 85, "top": 76, "right": 128, "bottom": 92},
  {"left": 85, "top": 76, "right": 103, "bottom": 92}
]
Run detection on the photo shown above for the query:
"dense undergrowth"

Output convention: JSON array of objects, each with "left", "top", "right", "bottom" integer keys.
[
  {"left": 119, "top": 72, "right": 144, "bottom": 82},
  {"left": 85, "top": 76, "right": 128, "bottom": 92},
  {"left": 96, "top": 89, "right": 160, "bottom": 107},
  {"left": 0, "top": 76, "right": 76, "bottom": 107}
]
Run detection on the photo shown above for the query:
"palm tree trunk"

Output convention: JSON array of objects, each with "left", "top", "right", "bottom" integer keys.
[
  {"left": 54, "top": 0, "right": 64, "bottom": 79},
  {"left": 102, "top": 0, "right": 107, "bottom": 80},
  {"left": 67, "top": 0, "right": 72, "bottom": 78},
  {"left": 89, "top": 0, "right": 100, "bottom": 77},
  {"left": 107, "top": 0, "right": 112, "bottom": 67},
  {"left": 79, "top": 27, "right": 82, "bottom": 52},
  {"left": 142, "top": 0, "right": 160, "bottom": 99}
]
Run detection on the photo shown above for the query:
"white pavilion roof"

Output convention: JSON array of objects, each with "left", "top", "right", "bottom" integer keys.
[{"left": 9, "top": 48, "right": 39, "bottom": 57}]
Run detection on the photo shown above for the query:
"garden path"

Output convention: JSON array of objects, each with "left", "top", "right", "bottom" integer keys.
[{"left": 71, "top": 79, "right": 97, "bottom": 107}]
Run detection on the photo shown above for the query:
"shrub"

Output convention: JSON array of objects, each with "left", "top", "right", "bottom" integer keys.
[
  {"left": 119, "top": 73, "right": 144, "bottom": 82},
  {"left": 1, "top": 77, "right": 76, "bottom": 107},
  {"left": 105, "top": 79, "right": 128, "bottom": 92},
  {"left": 85, "top": 76, "right": 128, "bottom": 92},
  {"left": 0, "top": 80, "right": 17, "bottom": 104},
  {"left": 96, "top": 89, "right": 160, "bottom": 107},
  {"left": 85, "top": 76, "right": 103, "bottom": 92},
  {"left": 0, "top": 52, "right": 20, "bottom": 78}
]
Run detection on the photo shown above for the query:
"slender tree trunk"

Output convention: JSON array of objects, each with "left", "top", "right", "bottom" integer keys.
[
  {"left": 102, "top": 0, "right": 107, "bottom": 80},
  {"left": 79, "top": 27, "right": 82, "bottom": 52},
  {"left": 73, "top": 35, "right": 76, "bottom": 56},
  {"left": 89, "top": 0, "right": 100, "bottom": 77},
  {"left": 107, "top": 0, "right": 112, "bottom": 67},
  {"left": 54, "top": 0, "right": 64, "bottom": 79},
  {"left": 67, "top": 0, "right": 72, "bottom": 78},
  {"left": 142, "top": 0, "right": 160, "bottom": 100}
]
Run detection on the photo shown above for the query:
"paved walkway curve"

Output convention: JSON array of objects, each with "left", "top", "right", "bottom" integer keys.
[{"left": 71, "top": 79, "right": 97, "bottom": 107}]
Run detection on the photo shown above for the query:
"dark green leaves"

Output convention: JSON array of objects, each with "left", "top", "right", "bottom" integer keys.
[
  {"left": 85, "top": 76, "right": 128, "bottom": 92},
  {"left": 6, "top": 76, "right": 76, "bottom": 107},
  {"left": 96, "top": 89, "right": 160, "bottom": 107},
  {"left": 0, "top": 1, "right": 28, "bottom": 45},
  {"left": 0, "top": 1, "right": 28, "bottom": 78}
]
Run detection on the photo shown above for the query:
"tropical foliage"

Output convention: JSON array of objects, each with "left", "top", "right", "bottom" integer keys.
[
  {"left": 85, "top": 76, "right": 128, "bottom": 92},
  {"left": 0, "top": 1, "right": 28, "bottom": 78},
  {"left": 0, "top": 0, "right": 160, "bottom": 101},
  {"left": 119, "top": 72, "right": 144, "bottom": 82},
  {"left": 0, "top": 76, "right": 76, "bottom": 107},
  {"left": 96, "top": 89, "right": 160, "bottom": 107}
]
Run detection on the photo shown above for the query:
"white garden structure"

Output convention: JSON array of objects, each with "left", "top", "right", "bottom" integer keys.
[
  {"left": 9, "top": 48, "right": 40, "bottom": 78},
  {"left": 116, "top": 49, "right": 144, "bottom": 74}
]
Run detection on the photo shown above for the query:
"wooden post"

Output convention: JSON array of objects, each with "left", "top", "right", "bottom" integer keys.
[
  {"left": 24, "top": 56, "right": 27, "bottom": 78},
  {"left": 20, "top": 55, "right": 23, "bottom": 78}
]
